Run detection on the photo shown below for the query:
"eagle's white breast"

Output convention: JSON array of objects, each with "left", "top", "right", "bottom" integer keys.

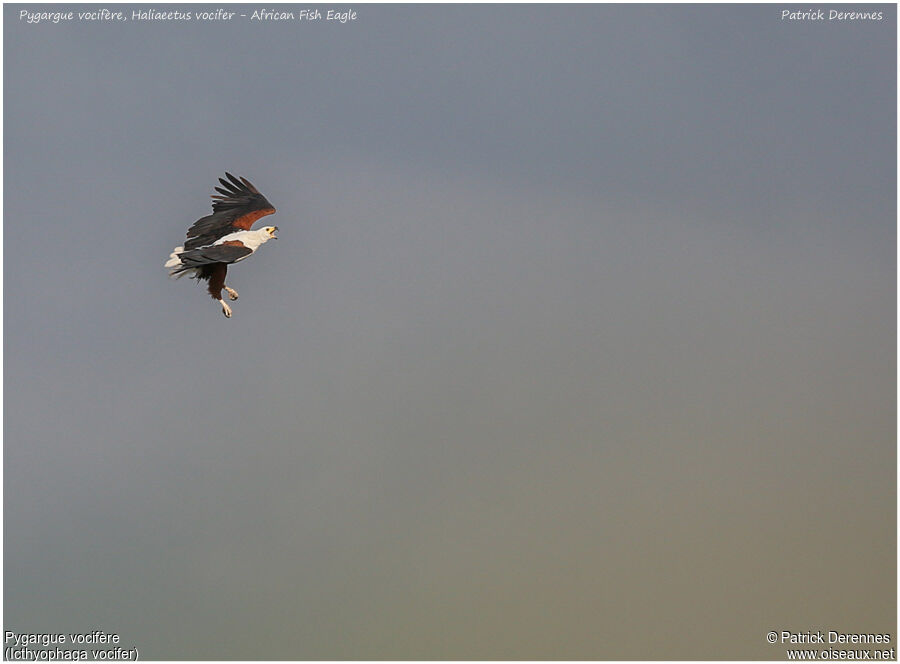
[{"left": 212, "top": 228, "right": 272, "bottom": 257}]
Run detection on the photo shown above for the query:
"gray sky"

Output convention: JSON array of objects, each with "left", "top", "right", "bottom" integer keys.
[{"left": 4, "top": 4, "right": 896, "bottom": 659}]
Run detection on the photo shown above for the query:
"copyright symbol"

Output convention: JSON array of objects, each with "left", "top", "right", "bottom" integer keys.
[{"left": 767, "top": 631, "right": 778, "bottom": 644}]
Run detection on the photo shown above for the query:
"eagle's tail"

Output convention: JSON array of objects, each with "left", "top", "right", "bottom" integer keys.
[
  {"left": 165, "top": 246, "right": 183, "bottom": 268},
  {"left": 165, "top": 246, "right": 198, "bottom": 279}
]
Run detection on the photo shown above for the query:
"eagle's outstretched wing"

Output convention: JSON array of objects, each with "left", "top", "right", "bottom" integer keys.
[
  {"left": 174, "top": 243, "right": 254, "bottom": 269},
  {"left": 183, "top": 173, "right": 276, "bottom": 251}
]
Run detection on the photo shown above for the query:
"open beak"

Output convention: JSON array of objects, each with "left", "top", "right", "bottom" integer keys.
[{"left": 272, "top": 226, "right": 279, "bottom": 239}]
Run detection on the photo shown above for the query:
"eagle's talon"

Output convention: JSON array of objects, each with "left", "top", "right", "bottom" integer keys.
[
  {"left": 221, "top": 301, "right": 233, "bottom": 318},
  {"left": 225, "top": 287, "right": 239, "bottom": 301}
]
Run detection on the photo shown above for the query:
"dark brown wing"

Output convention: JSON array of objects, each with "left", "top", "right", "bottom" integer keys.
[
  {"left": 184, "top": 173, "right": 276, "bottom": 250},
  {"left": 175, "top": 243, "right": 253, "bottom": 269},
  {"left": 210, "top": 172, "right": 276, "bottom": 229}
]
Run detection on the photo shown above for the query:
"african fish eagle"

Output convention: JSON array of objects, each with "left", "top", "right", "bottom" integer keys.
[{"left": 165, "top": 173, "right": 278, "bottom": 317}]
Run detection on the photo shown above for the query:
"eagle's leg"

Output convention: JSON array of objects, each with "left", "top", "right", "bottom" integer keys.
[
  {"left": 223, "top": 285, "right": 239, "bottom": 301},
  {"left": 207, "top": 263, "right": 233, "bottom": 318}
]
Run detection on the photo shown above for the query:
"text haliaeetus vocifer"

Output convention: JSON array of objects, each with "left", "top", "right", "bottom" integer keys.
[{"left": 165, "top": 173, "right": 278, "bottom": 318}]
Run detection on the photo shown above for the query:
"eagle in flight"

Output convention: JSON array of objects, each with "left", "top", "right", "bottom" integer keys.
[{"left": 165, "top": 173, "right": 278, "bottom": 317}]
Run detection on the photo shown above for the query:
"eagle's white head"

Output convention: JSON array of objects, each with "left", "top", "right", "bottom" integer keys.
[{"left": 264, "top": 225, "right": 279, "bottom": 240}]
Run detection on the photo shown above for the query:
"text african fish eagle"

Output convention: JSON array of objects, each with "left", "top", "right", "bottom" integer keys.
[{"left": 165, "top": 173, "right": 278, "bottom": 317}]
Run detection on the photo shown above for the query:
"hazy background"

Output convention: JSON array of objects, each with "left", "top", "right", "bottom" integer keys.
[{"left": 4, "top": 4, "right": 895, "bottom": 659}]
